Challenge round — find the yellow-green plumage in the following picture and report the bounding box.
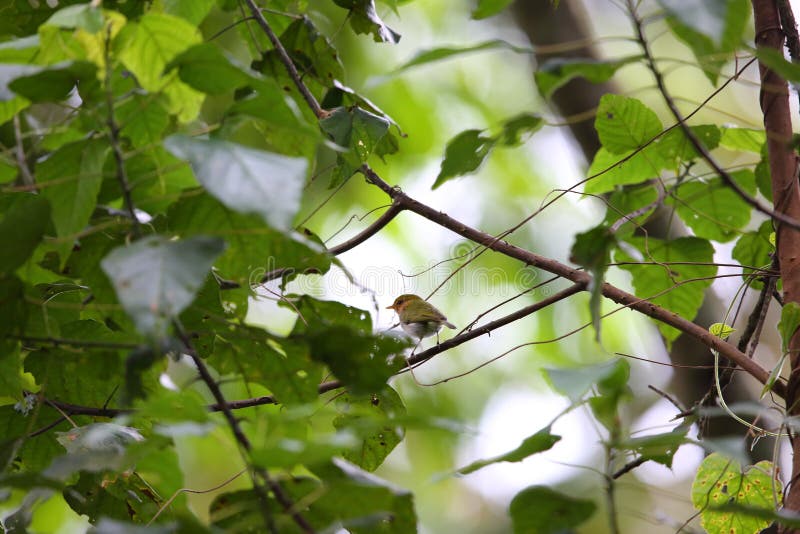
[386,294,455,341]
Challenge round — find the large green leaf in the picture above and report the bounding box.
[659,0,749,84]
[615,237,716,343]
[210,329,323,405]
[168,192,330,288]
[691,453,779,534]
[333,386,407,472]
[544,359,627,403]
[291,296,407,393]
[669,169,755,243]
[510,486,596,534]
[166,42,255,95]
[0,194,50,274]
[37,139,109,265]
[101,235,225,338]
[586,125,720,194]
[116,93,171,148]
[595,94,663,154]
[162,0,215,25]
[535,56,638,99]
[7,60,96,102]
[164,135,307,230]
[211,461,416,533]
[115,12,204,122]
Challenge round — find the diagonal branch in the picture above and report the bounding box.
[360,165,785,398]
[104,23,139,236]
[173,321,314,534]
[242,0,326,119]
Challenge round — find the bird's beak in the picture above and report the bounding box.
[386,304,396,310]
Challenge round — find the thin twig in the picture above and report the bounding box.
[242,0,326,119]
[173,321,314,534]
[12,114,35,187]
[257,201,404,284]
[103,22,139,236]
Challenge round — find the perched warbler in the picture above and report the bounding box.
[386,294,456,342]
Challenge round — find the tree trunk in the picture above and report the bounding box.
[752,0,800,526]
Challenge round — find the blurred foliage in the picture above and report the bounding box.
[0,0,789,533]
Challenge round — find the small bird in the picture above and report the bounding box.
[386,294,455,343]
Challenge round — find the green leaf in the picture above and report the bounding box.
[498,113,544,146]
[595,94,663,154]
[210,331,323,405]
[116,93,171,148]
[256,17,343,93]
[37,139,109,265]
[115,13,204,122]
[333,0,401,43]
[0,194,50,274]
[587,359,631,430]
[602,185,659,237]
[620,423,690,467]
[25,320,130,406]
[333,387,406,472]
[757,47,800,82]
[0,35,40,63]
[319,106,390,167]
[45,4,103,32]
[472,0,514,20]
[586,146,661,194]
[732,220,773,287]
[779,302,800,354]
[709,323,735,339]
[101,235,226,338]
[125,146,197,215]
[719,126,765,153]
[691,453,780,534]
[5,61,95,102]
[162,0,215,25]
[166,42,255,95]
[458,426,561,474]
[212,460,416,533]
[169,192,330,288]
[291,296,407,393]
[660,0,749,84]
[509,486,596,534]
[394,39,532,73]
[535,56,638,99]
[433,129,496,189]
[570,225,616,340]
[544,359,626,403]
[615,237,716,343]
[669,169,756,243]
[163,135,307,230]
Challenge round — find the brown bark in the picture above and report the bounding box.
[752,0,800,524]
